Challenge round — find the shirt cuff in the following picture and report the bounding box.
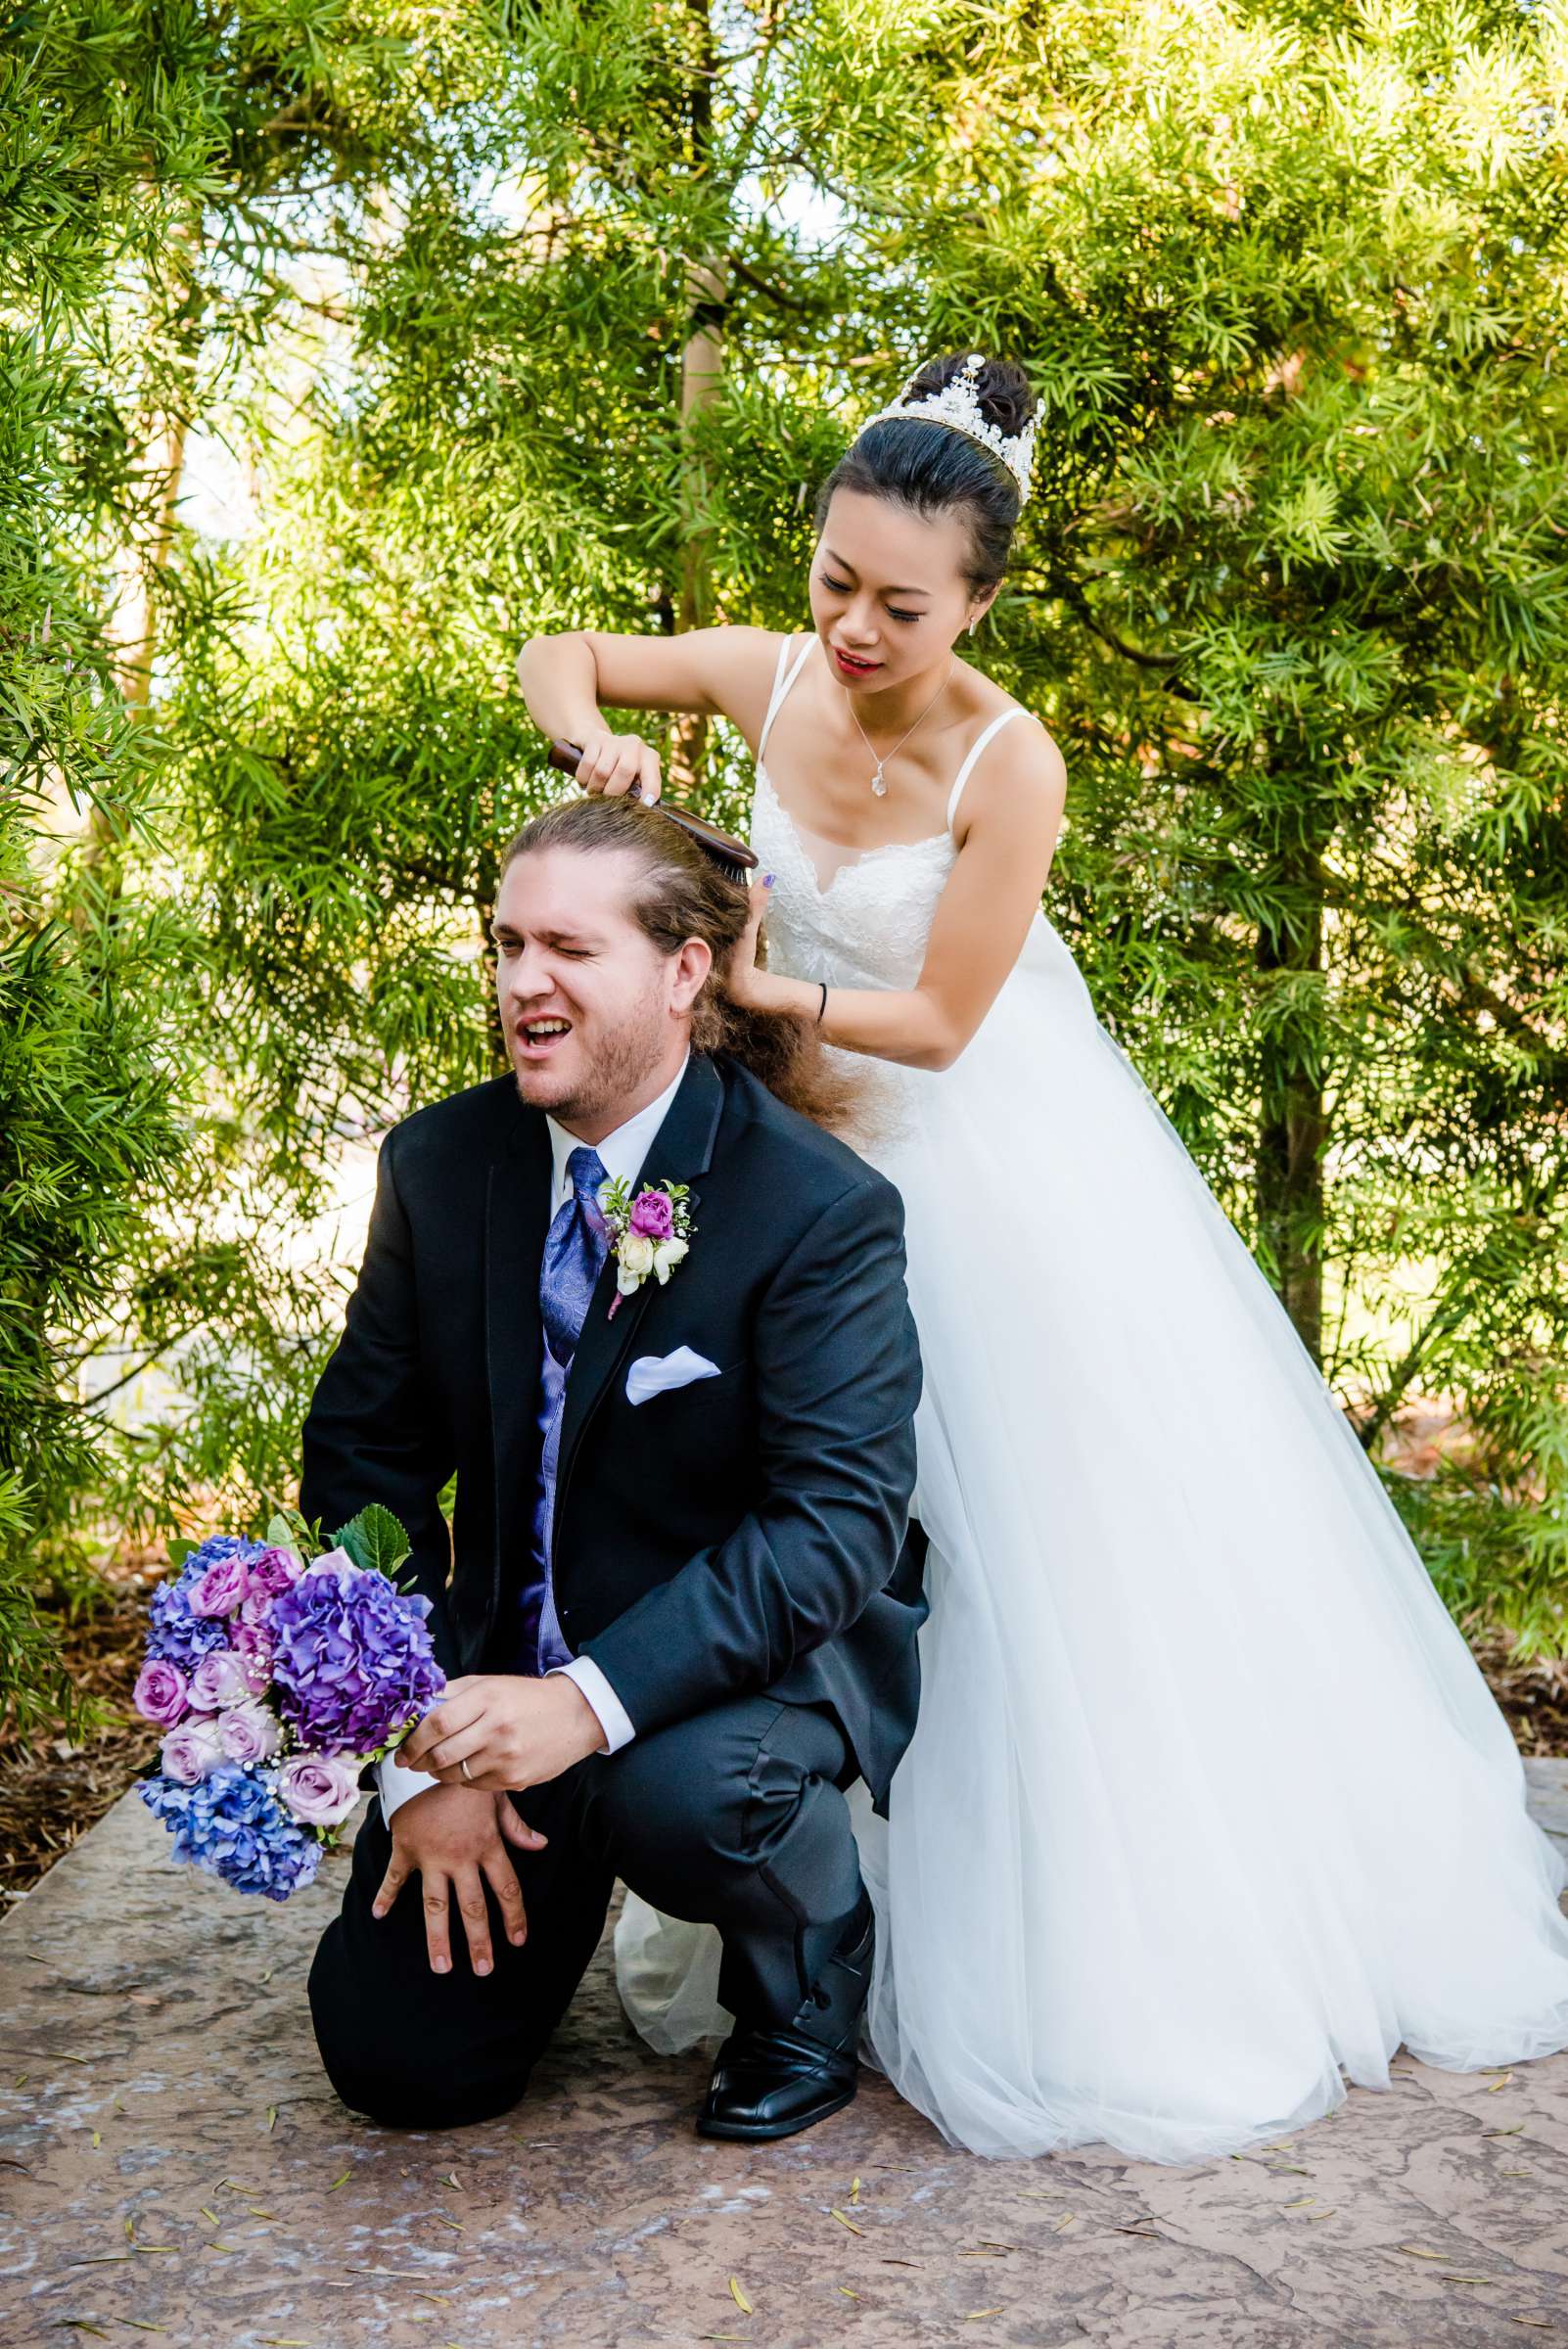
[552,1656,636,1754]
[377,1746,437,1823]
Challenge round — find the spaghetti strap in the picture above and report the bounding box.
[767,629,792,704]
[757,633,816,767]
[945,706,1030,836]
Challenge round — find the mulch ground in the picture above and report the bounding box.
[0,1552,163,1909]
[4,1554,1568,1909]
[1470,1631,1568,1757]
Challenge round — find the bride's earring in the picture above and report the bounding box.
[967,615,980,635]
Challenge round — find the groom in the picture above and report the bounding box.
[302,796,926,2140]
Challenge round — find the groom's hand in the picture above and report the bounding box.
[371,1784,546,1976]
[398,1673,607,1793]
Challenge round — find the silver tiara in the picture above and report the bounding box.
[859,352,1036,508]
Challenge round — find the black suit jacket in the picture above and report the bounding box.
[300,1052,927,1807]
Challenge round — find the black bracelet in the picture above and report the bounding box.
[816,982,828,1024]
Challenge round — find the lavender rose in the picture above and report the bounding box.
[301,1544,355,1585]
[189,1648,254,1711]
[628,1187,674,1241]
[216,1698,282,1766]
[133,1659,190,1729]
[278,1752,361,1829]
[189,1553,250,1618]
[248,1544,303,1599]
[161,1714,227,1785]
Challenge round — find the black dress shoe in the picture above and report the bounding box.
[697,1892,875,2142]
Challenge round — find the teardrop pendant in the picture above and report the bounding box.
[844,653,955,807]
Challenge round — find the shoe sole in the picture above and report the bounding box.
[695,2082,858,2143]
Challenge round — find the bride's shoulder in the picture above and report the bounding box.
[694,625,793,670]
[951,690,1068,850]
[689,624,797,737]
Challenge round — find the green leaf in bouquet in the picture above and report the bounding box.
[332,1502,411,1581]
[263,1507,315,1564]
[364,1713,423,1767]
[168,1539,197,1567]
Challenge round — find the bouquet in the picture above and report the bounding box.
[133,1504,443,1901]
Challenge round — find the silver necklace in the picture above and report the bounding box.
[845,656,955,798]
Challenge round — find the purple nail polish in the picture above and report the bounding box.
[763,873,776,887]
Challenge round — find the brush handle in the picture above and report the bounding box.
[545,740,759,874]
[547,739,640,792]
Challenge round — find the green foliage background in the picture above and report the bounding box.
[5,0,1567,1725]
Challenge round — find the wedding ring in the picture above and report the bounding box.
[459,1757,473,1784]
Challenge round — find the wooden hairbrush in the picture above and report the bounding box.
[546,740,759,884]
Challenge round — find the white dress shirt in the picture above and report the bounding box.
[377,1054,690,1822]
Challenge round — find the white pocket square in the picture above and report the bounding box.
[625,1347,722,1406]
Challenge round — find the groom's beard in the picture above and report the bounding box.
[510,974,669,1133]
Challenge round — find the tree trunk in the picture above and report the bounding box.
[104,405,189,722]
[666,0,726,800]
[1255,837,1327,1363]
[477,880,507,1074]
[85,217,200,898]
[676,252,727,643]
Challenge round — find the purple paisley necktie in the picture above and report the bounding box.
[541,1145,611,1368]
[520,1144,610,1673]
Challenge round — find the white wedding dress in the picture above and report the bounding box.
[614,632,1568,2163]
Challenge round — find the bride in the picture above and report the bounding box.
[513,350,1568,2163]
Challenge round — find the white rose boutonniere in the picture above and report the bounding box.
[599,1179,696,1317]
[652,1236,688,1285]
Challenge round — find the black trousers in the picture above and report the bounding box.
[307,1694,861,2130]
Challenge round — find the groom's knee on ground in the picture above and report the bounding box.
[305,1912,536,2131]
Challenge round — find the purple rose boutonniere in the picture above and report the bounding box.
[599,1176,695,1318]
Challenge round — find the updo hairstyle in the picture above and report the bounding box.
[812,352,1038,595]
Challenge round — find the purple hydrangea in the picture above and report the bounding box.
[266,1561,443,1757]
[145,1538,269,1675]
[184,1535,269,1578]
[139,1764,321,1901]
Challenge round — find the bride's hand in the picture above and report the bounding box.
[726,876,772,1008]
[570,728,663,804]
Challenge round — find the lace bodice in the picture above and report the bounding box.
[750,766,956,992]
[746,635,1031,994]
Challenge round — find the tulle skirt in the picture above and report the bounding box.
[615,913,1568,2162]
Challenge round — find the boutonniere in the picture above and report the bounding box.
[599,1178,695,1318]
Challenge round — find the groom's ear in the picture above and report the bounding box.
[669,936,712,1016]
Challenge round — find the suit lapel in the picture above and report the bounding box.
[557,1052,725,1503]
[484,1100,553,1647]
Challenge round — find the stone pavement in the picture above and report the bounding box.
[6,1772,1568,2349]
